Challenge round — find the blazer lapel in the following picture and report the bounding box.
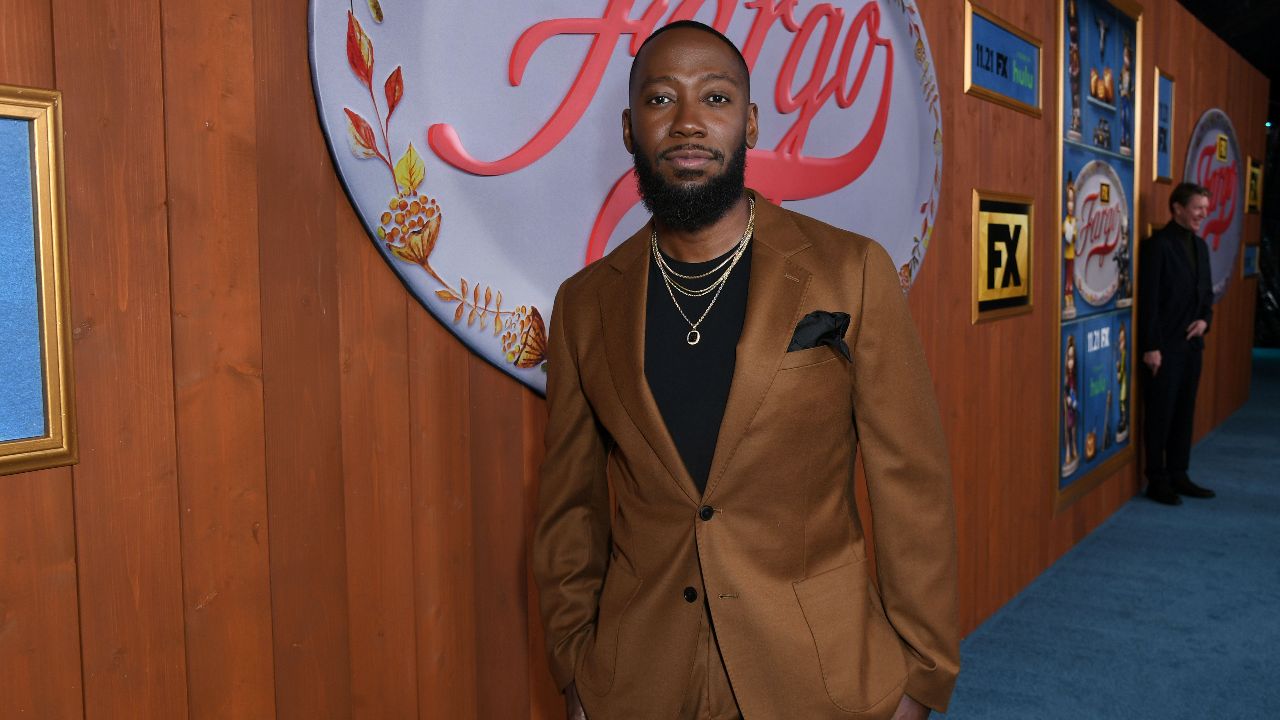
[703,195,812,501]
[598,230,700,504]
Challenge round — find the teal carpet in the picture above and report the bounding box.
[940,349,1280,719]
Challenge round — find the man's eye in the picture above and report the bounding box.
[707,94,730,104]
[648,96,672,105]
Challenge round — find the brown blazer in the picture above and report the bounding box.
[533,193,959,719]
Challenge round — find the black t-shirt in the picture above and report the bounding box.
[644,239,752,495]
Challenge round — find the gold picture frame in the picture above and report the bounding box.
[972,189,1034,323]
[0,84,76,476]
[964,1,1044,117]
[1053,0,1143,513]
[1246,155,1263,214]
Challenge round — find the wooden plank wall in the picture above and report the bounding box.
[0,0,1265,717]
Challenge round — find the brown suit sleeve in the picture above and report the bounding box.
[532,286,612,689]
[849,242,960,712]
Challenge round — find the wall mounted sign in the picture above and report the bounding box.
[310,0,943,394]
[1056,0,1139,506]
[972,190,1033,322]
[1246,155,1262,214]
[0,85,76,477]
[1241,244,1259,279]
[1183,108,1243,302]
[1153,68,1173,182]
[964,1,1041,117]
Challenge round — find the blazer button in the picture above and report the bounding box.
[699,505,715,521]
[683,586,698,603]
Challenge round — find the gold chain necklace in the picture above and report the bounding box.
[650,196,755,346]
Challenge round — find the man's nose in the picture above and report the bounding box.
[670,101,706,138]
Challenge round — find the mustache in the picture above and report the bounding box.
[660,144,725,162]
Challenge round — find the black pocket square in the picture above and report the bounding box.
[788,310,851,361]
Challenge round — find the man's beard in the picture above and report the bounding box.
[632,139,748,232]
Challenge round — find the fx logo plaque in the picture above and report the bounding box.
[973,190,1033,322]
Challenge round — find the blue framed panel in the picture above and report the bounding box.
[1056,0,1141,508]
[1154,68,1174,182]
[0,85,76,477]
[964,1,1042,117]
[1242,244,1259,278]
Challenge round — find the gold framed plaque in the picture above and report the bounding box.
[972,189,1034,323]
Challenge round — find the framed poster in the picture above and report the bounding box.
[1246,156,1263,214]
[972,190,1033,322]
[1242,244,1259,278]
[1153,68,1173,182]
[0,85,76,476]
[1056,0,1139,508]
[964,1,1042,117]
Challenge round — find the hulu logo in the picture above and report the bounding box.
[1012,62,1033,90]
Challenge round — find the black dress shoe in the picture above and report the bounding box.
[1172,477,1216,498]
[1145,483,1183,505]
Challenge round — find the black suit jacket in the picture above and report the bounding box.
[1137,221,1213,355]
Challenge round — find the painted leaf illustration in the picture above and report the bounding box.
[384,66,404,119]
[435,289,455,301]
[346,11,374,88]
[344,108,381,159]
[366,0,384,22]
[394,143,426,194]
[453,303,465,323]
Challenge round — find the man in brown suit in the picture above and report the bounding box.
[533,22,959,720]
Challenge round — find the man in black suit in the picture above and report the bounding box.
[1137,182,1216,505]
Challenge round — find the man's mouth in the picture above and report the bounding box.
[662,145,721,171]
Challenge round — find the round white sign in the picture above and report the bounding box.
[1182,108,1243,302]
[309,1,943,393]
[1072,159,1128,307]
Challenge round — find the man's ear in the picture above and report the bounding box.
[746,102,759,150]
[622,108,634,154]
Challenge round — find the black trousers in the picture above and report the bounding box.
[1142,349,1202,484]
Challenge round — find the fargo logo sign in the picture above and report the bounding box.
[1183,108,1242,302]
[1072,160,1128,308]
[310,0,942,393]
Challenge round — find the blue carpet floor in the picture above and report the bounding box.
[940,349,1280,719]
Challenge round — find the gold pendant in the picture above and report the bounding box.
[686,330,701,346]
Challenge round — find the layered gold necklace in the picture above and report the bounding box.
[650,196,755,346]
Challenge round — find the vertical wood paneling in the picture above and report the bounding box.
[522,392,562,720]
[159,0,277,715]
[252,0,351,715]
[52,0,191,715]
[0,2,84,717]
[468,357,532,718]
[336,197,418,719]
[409,315,478,719]
[0,473,82,718]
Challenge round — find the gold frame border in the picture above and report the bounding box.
[1245,155,1263,214]
[1053,1,1142,514]
[0,84,77,477]
[971,189,1035,324]
[1153,67,1174,183]
[964,0,1044,118]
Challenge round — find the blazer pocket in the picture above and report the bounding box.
[793,560,908,714]
[578,561,643,697]
[778,344,839,370]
